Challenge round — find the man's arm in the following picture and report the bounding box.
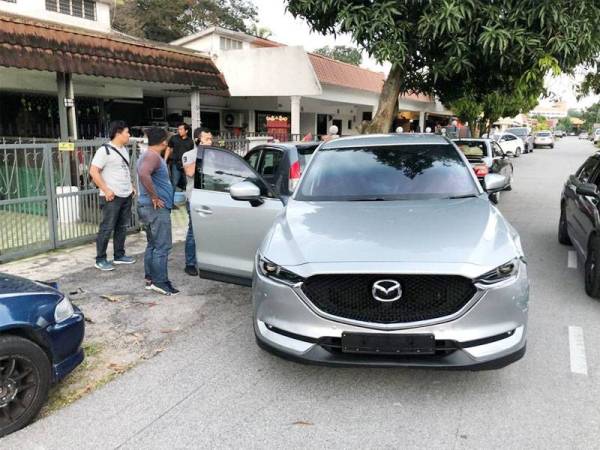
[184,162,195,177]
[164,146,172,162]
[90,165,115,201]
[137,154,164,209]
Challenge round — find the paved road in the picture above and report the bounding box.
[6,137,600,449]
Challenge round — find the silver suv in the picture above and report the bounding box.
[190,134,529,369]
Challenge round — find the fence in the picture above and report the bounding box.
[0,140,140,263]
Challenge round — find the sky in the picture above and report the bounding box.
[252,0,597,109]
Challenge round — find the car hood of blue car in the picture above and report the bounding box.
[0,273,58,296]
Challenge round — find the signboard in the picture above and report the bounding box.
[58,142,75,152]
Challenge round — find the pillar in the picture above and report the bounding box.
[56,72,69,140]
[291,95,301,136]
[248,109,256,134]
[419,110,426,133]
[191,90,201,131]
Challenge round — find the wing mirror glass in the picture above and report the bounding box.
[230,181,263,205]
[484,173,508,193]
[576,183,599,198]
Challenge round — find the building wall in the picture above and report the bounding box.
[0,0,113,32]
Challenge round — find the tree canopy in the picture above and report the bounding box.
[286,0,600,133]
[113,0,258,42]
[314,45,362,66]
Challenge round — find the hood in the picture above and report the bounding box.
[263,197,519,271]
[0,273,58,296]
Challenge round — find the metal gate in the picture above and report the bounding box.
[0,140,140,263]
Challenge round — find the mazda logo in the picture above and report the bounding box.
[372,279,402,302]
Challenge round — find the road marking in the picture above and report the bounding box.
[568,251,578,269]
[568,326,588,375]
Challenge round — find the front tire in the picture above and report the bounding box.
[558,206,571,245]
[0,336,51,437]
[489,192,500,204]
[514,148,521,158]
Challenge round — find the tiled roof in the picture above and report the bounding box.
[308,53,385,94]
[0,13,229,94]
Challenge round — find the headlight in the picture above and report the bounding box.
[257,254,304,286]
[54,295,75,323]
[475,258,521,287]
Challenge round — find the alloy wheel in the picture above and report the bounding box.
[0,355,38,429]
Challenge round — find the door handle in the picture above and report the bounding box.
[195,207,213,215]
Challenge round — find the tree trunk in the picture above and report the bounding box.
[365,64,403,134]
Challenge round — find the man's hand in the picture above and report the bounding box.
[105,189,115,201]
[152,197,165,209]
[131,186,137,198]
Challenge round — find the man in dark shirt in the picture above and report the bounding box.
[137,127,178,296]
[164,123,194,206]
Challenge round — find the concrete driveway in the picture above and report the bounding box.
[4,137,600,449]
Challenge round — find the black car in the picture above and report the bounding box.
[559,153,600,297]
[454,138,513,204]
[243,142,319,199]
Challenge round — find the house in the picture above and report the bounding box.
[170,27,452,137]
[0,1,228,140]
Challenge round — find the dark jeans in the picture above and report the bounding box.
[185,202,197,267]
[138,205,172,284]
[96,195,132,262]
[170,163,184,202]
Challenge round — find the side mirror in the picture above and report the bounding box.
[230,181,263,205]
[576,183,599,198]
[484,173,508,193]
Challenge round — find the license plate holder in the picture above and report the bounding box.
[341,332,436,355]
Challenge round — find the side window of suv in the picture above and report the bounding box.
[259,149,283,183]
[244,149,262,171]
[577,157,600,183]
[197,148,269,195]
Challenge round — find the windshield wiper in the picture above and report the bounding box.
[346,197,388,202]
[445,194,478,199]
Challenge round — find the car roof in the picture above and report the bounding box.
[320,133,449,149]
[453,138,490,142]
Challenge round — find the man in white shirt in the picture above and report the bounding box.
[90,121,136,271]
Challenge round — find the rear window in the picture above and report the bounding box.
[297,144,318,169]
[455,141,487,159]
[296,144,478,201]
[507,128,527,136]
[537,132,551,137]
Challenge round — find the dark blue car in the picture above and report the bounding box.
[0,273,84,436]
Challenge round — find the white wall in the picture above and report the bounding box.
[0,0,113,32]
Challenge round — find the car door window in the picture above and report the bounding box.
[492,142,504,157]
[258,149,283,185]
[198,148,270,196]
[577,158,600,184]
[244,149,262,171]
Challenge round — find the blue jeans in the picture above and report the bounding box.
[185,202,197,267]
[170,163,184,202]
[96,195,132,262]
[138,205,172,284]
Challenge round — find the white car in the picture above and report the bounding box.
[533,131,555,149]
[593,129,600,144]
[494,132,525,157]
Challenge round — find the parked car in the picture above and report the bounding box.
[569,132,576,136]
[553,130,565,138]
[190,134,527,369]
[505,127,534,153]
[594,129,600,144]
[243,142,319,199]
[454,138,514,204]
[579,132,589,140]
[494,132,525,157]
[558,153,600,297]
[0,273,84,436]
[533,131,554,148]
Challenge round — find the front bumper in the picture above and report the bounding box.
[253,264,529,370]
[46,309,85,382]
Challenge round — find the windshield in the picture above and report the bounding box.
[455,141,487,160]
[507,128,527,136]
[296,144,479,201]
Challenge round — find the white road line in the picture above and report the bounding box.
[568,251,578,269]
[568,326,588,375]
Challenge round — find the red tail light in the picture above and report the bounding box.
[289,160,302,192]
[474,165,489,177]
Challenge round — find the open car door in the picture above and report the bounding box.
[190,147,284,286]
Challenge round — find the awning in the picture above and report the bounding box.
[0,13,229,95]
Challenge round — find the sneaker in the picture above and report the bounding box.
[114,256,136,265]
[165,281,180,296]
[184,265,198,276]
[95,260,115,271]
[149,282,171,296]
[145,279,152,290]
